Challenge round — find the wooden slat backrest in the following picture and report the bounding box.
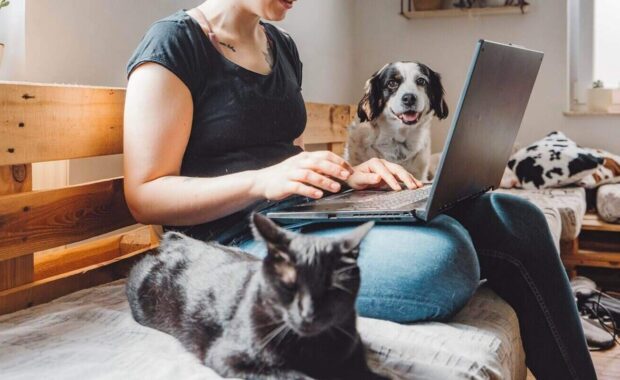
[0,82,125,166]
[0,82,353,166]
[0,177,134,261]
[0,81,356,315]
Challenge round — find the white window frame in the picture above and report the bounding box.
[568,0,595,108]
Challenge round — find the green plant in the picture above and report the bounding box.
[0,0,9,10]
[593,80,604,89]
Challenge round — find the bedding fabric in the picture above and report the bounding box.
[0,280,526,380]
[597,183,620,223]
[497,187,587,242]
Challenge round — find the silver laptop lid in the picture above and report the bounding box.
[423,40,543,220]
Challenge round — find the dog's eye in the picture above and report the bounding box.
[416,78,428,86]
[387,80,399,89]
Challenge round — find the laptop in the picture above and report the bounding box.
[267,40,544,223]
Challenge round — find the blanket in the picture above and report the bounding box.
[0,280,526,380]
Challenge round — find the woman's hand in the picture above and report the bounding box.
[252,151,354,201]
[346,158,423,191]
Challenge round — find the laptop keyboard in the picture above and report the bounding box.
[360,186,431,209]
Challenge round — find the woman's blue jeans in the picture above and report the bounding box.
[237,193,597,380]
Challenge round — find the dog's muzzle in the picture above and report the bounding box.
[391,108,421,125]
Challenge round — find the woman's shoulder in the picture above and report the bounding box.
[127,10,205,93]
[261,23,300,57]
[137,10,199,50]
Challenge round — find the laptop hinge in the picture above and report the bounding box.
[438,186,493,213]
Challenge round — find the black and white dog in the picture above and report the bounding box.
[345,62,449,181]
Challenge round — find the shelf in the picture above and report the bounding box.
[402,5,528,19]
[563,110,620,117]
[582,213,620,233]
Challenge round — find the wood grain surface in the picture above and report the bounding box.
[0,177,135,261]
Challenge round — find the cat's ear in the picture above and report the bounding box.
[251,213,292,247]
[339,221,374,258]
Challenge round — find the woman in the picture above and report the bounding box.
[123,1,596,379]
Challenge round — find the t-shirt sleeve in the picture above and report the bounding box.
[126,20,199,94]
[289,37,303,88]
[272,25,303,88]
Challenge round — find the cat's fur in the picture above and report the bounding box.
[126,214,387,380]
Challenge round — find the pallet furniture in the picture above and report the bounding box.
[562,212,620,278]
[0,81,355,316]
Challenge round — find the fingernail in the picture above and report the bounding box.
[331,183,340,190]
[314,191,322,197]
[340,170,349,178]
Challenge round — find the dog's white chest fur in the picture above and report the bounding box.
[346,114,433,181]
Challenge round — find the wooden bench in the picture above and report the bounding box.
[0,81,355,316]
[562,212,620,278]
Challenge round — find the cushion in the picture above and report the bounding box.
[506,132,603,189]
[597,184,620,223]
[0,280,526,380]
[579,149,620,189]
[497,187,587,241]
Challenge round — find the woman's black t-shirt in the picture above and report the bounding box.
[127,10,306,243]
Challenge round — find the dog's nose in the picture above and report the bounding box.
[401,93,417,107]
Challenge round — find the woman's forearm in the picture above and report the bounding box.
[126,170,264,226]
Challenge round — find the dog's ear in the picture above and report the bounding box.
[357,68,387,122]
[425,66,449,120]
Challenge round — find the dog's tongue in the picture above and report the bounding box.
[401,112,419,123]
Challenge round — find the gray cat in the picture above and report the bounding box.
[126,213,388,380]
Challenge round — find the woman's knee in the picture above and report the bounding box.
[480,193,558,256]
[350,218,480,322]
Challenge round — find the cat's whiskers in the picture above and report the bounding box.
[258,323,288,351]
[253,319,285,330]
[333,325,357,343]
[331,281,353,295]
[334,272,359,282]
[272,325,293,350]
[334,264,358,275]
[340,256,357,265]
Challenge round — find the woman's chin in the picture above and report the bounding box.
[262,10,288,21]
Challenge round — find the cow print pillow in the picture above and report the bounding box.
[507,131,603,189]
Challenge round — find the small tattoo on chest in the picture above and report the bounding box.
[219,41,236,52]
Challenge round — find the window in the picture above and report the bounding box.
[568,0,620,111]
[593,0,620,88]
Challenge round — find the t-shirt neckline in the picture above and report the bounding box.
[181,9,278,78]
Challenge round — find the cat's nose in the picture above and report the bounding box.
[301,313,315,324]
[298,294,315,321]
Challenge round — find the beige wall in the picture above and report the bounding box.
[352,0,620,153]
[0,0,26,80]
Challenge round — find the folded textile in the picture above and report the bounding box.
[596,183,620,223]
[502,131,620,190]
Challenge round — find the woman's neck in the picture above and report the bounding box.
[197,0,261,41]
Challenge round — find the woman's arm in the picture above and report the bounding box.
[124,63,354,226]
[124,63,266,226]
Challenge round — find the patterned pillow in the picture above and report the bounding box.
[507,132,603,189]
[578,148,620,189]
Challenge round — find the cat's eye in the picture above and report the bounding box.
[387,80,399,89]
[416,77,427,86]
